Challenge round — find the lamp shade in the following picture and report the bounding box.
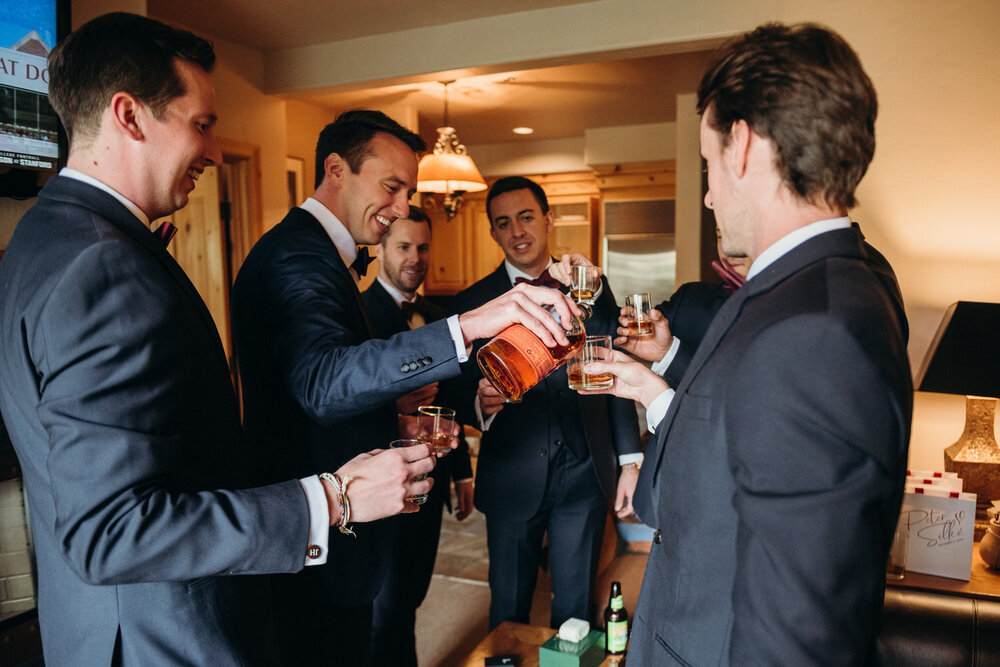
[916,301,1000,398]
[417,152,487,194]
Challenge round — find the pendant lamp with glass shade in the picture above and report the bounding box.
[417,81,487,220]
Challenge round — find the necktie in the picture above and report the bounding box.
[153,221,177,247]
[711,258,747,294]
[351,247,375,278]
[513,268,561,290]
[401,296,431,322]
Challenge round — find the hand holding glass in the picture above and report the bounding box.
[568,335,615,390]
[417,405,457,454]
[624,292,653,337]
[389,438,431,505]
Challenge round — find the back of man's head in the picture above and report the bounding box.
[486,176,549,224]
[48,12,215,145]
[697,22,877,211]
[314,109,426,188]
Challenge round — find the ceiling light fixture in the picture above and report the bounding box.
[417,80,487,220]
[512,127,534,135]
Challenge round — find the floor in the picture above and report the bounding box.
[414,506,556,666]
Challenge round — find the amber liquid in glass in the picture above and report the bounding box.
[570,288,594,302]
[567,364,614,390]
[419,432,452,454]
[626,319,653,336]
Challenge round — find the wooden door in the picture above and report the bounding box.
[163,166,232,359]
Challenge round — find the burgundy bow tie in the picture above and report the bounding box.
[401,296,431,321]
[514,268,561,290]
[351,247,375,278]
[152,221,177,248]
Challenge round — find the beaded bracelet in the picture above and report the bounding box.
[319,472,356,537]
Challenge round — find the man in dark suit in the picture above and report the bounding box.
[231,112,581,664]
[0,14,434,666]
[583,23,912,664]
[451,176,643,630]
[363,205,475,666]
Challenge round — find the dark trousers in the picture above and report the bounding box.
[369,469,448,666]
[485,450,606,630]
[272,589,373,665]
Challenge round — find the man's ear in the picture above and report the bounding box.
[323,152,346,185]
[728,119,752,178]
[543,209,555,234]
[109,92,144,140]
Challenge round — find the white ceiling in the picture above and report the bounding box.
[146,0,718,146]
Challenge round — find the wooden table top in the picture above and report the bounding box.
[460,621,625,667]
[887,541,1000,601]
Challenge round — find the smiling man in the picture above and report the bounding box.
[231,112,583,665]
[450,176,643,631]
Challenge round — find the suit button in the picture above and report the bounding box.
[400,363,409,372]
[653,529,662,544]
[306,544,322,559]
[408,362,419,371]
[539,449,546,456]
[421,356,432,365]
[554,439,563,447]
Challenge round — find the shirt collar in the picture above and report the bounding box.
[746,216,851,281]
[376,276,416,308]
[503,258,553,286]
[60,167,151,229]
[300,197,358,269]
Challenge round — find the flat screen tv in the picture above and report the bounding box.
[0,0,70,199]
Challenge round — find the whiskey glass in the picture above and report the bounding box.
[416,405,456,455]
[389,438,430,505]
[624,292,653,337]
[567,335,615,390]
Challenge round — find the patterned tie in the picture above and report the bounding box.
[513,268,561,289]
[401,296,431,322]
[153,221,177,248]
[351,247,375,278]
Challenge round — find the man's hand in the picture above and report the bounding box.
[458,283,580,349]
[477,378,507,416]
[324,445,436,523]
[395,382,438,415]
[454,479,474,521]
[613,307,674,363]
[614,464,640,518]
[575,348,669,408]
[548,253,603,286]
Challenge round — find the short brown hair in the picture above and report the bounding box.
[48,12,215,143]
[697,23,877,211]
[314,110,426,189]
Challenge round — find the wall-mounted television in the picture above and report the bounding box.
[0,0,70,199]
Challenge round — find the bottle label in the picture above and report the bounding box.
[611,594,623,610]
[493,324,554,378]
[607,620,628,653]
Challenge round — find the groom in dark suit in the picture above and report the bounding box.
[451,176,643,630]
[231,111,582,664]
[363,206,475,666]
[583,23,912,665]
[0,14,434,666]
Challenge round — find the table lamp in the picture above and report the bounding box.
[915,301,1000,536]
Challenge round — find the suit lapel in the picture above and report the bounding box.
[47,177,230,370]
[646,227,866,484]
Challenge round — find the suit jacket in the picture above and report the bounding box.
[629,227,912,665]
[361,280,474,497]
[0,176,307,666]
[231,207,462,606]
[450,263,641,521]
[655,281,731,388]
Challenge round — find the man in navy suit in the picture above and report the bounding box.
[231,112,581,664]
[0,14,434,666]
[363,205,475,666]
[583,23,911,665]
[451,176,643,630]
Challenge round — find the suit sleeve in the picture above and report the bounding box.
[725,314,907,663]
[259,251,462,424]
[35,243,307,585]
